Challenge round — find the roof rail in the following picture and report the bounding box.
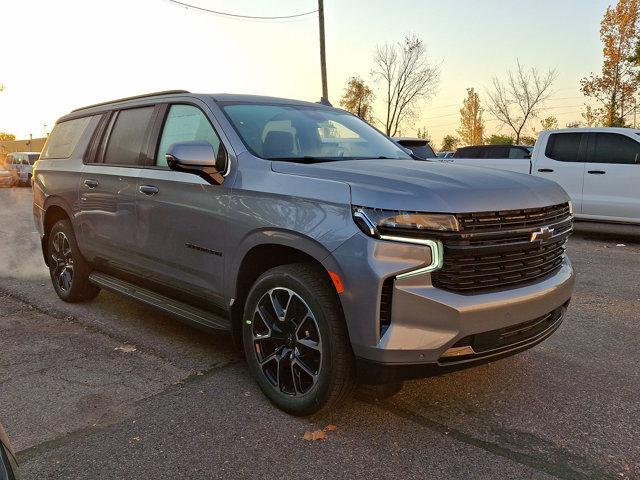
[72,90,191,112]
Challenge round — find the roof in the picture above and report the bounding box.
[62,91,334,122]
[458,144,531,148]
[392,137,431,144]
[544,127,640,135]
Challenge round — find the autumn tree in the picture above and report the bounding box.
[0,132,15,141]
[371,34,440,136]
[581,0,639,126]
[486,134,515,145]
[440,135,459,151]
[539,115,558,131]
[486,61,557,144]
[566,121,584,128]
[582,105,601,127]
[457,88,484,145]
[339,76,375,123]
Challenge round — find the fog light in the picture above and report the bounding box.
[441,345,476,358]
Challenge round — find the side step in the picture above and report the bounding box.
[89,272,231,331]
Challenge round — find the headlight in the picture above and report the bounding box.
[352,207,449,277]
[352,207,459,237]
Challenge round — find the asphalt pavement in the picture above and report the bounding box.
[0,187,639,479]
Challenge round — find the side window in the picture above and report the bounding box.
[41,116,93,159]
[483,146,509,158]
[545,133,583,162]
[509,147,529,159]
[590,133,640,165]
[156,105,223,167]
[103,107,155,166]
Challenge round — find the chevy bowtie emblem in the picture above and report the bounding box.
[530,226,554,242]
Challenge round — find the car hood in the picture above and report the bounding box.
[271,159,569,213]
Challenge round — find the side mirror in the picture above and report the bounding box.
[165,141,228,185]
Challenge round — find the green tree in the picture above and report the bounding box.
[581,0,639,126]
[0,132,15,141]
[519,135,536,146]
[486,134,514,145]
[457,88,485,145]
[441,135,459,151]
[339,76,375,123]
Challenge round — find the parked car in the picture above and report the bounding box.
[7,152,39,186]
[442,129,639,225]
[436,151,455,159]
[0,167,15,188]
[450,144,533,163]
[34,91,574,415]
[0,423,18,480]
[392,137,436,160]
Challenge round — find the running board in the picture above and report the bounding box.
[89,272,231,331]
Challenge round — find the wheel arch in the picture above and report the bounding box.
[41,198,74,266]
[227,231,347,348]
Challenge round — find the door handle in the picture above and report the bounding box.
[139,185,159,196]
[587,170,606,175]
[83,179,99,189]
[537,168,554,173]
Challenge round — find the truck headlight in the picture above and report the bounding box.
[352,207,450,277]
[352,207,459,237]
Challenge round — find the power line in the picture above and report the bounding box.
[163,0,317,20]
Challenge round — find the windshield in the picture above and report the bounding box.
[222,103,411,162]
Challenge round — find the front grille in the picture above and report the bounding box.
[439,306,565,363]
[431,203,572,294]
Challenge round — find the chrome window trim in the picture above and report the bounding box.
[379,235,444,278]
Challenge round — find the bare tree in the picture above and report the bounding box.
[371,34,440,136]
[485,61,557,143]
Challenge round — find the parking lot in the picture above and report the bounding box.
[0,186,639,479]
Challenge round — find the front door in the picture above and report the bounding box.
[534,132,587,213]
[134,103,231,305]
[581,132,640,224]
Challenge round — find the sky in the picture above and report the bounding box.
[1,0,613,147]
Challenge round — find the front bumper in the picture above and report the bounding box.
[328,232,575,383]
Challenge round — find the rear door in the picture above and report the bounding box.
[78,106,156,268]
[533,132,587,213]
[134,101,233,304]
[581,132,640,224]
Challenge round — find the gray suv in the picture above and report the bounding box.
[33,91,575,415]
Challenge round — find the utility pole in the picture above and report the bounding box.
[318,0,328,103]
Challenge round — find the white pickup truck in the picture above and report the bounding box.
[442,128,640,225]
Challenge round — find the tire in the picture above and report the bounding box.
[242,263,354,416]
[47,219,100,302]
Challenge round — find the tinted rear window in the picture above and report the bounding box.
[103,107,154,166]
[590,133,640,165]
[545,133,583,162]
[454,147,481,158]
[41,116,93,159]
[28,154,39,164]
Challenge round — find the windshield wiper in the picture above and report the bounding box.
[268,156,341,164]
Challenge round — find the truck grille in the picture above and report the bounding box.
[431,203,572,294]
